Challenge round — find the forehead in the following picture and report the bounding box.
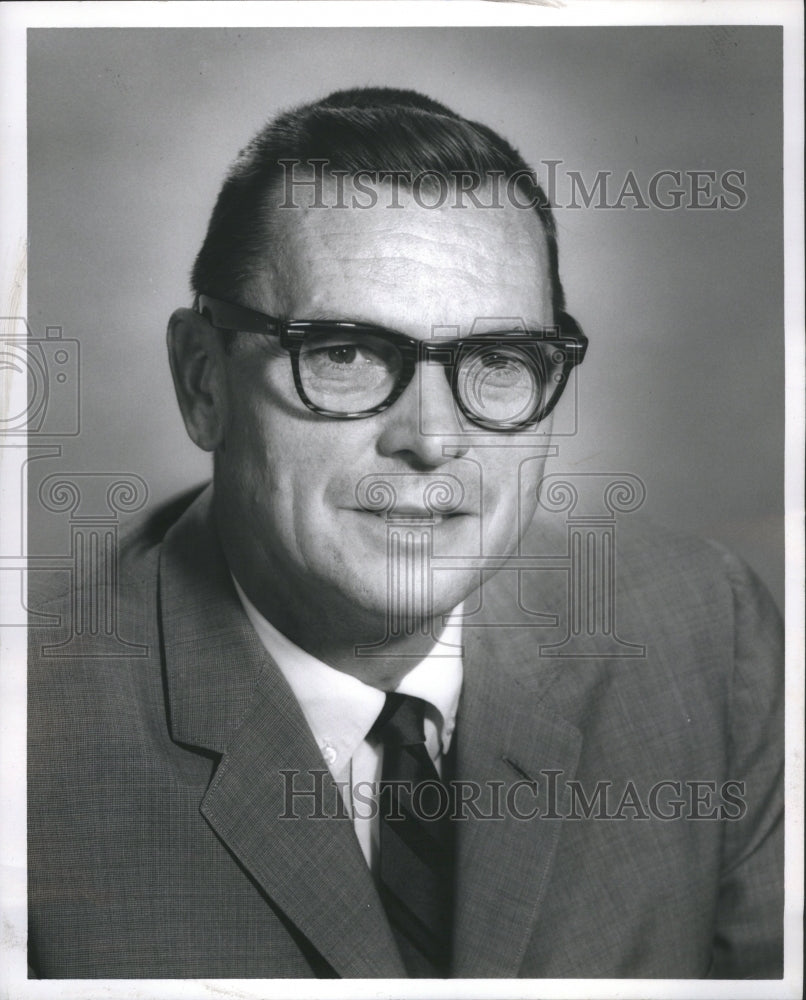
[260,177,552,335]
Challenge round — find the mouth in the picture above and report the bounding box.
[351,473,470,522]
[352,507,471,525]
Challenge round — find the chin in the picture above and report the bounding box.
[328,563,472,628]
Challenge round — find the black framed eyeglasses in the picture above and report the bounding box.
[195,294,587,432]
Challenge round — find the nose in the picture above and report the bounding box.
[376,360,469,467]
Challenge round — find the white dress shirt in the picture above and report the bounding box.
[231,576,463,872]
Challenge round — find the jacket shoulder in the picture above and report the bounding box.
[609,516,780,625]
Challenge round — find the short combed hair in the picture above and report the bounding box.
[191,86,565,313]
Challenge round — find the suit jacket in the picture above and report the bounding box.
[28,485,784,978]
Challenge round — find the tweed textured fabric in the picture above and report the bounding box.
[27,486,784,978]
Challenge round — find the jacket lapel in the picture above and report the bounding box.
[159,489,585,978]
[451,572,583,977]
[159,488,405,978]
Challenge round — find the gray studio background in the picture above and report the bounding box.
[26,27,784,608]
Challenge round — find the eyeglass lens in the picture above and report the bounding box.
[455,344,545,426]
[299,330,403,410]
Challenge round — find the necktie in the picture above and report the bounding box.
[370,692,453,977]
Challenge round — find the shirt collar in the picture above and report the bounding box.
[231,576,463,766]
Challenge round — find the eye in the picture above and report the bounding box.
[475,350,529,385]
[455,343,546,427]
[302,332,401,376]
[326,345,359,365]
[307,341,387,371]
[481,352,517,368]
[299,332,402,406]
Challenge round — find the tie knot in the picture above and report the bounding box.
[371,692,428,747]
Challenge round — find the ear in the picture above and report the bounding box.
[167,307,228,452]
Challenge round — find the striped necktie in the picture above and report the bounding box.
[371,692,453,977]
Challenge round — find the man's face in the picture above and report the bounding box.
[212,180,554,650]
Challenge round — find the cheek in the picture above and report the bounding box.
[518,453,547,516]
[223,389,373,522]
[222,399,276,495]
[217,397,301,547]
[483,450,547,536]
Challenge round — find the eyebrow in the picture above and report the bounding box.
[296,309,374,324]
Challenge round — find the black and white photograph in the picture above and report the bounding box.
[1,1,803,997]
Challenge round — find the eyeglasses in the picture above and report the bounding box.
[195,294,587,432]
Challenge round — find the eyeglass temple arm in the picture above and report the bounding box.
[556,311,588,363]
[194,294,282,336]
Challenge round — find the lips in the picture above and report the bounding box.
[386,504,468,517]
[356,506,468,519]
[352,472,470,518]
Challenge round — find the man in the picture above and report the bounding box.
[28,88,783,979]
